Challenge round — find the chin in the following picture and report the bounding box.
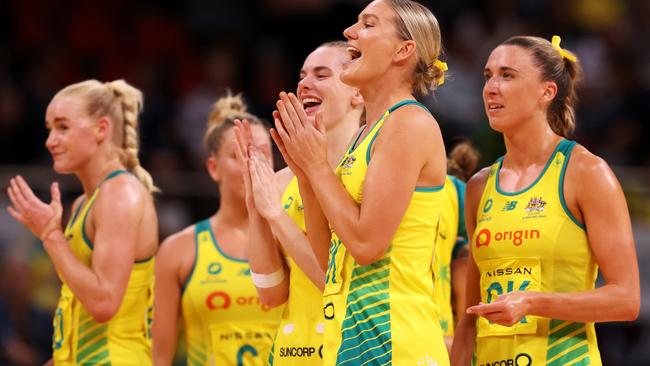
[340,68,361,88]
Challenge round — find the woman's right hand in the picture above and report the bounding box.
[248,145,283,221]
[7,176,63,241]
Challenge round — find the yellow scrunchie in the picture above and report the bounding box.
[551,35,577,62]
[431,59,448,85]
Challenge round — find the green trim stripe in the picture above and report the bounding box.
[568,357,591,366]
[549,322,585,345]
[80,349,109,365]
[548,344,590,366]
[336,259,392,365]
[77,336,108,364]
[78,325,108,347]
[77,316,95,335]
[547,332,587,359]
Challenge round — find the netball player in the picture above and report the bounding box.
[233,41,364,365]
[152,94,283,366]
[271,0,451,364]
[451,35,640,366]
[7,79,158,365]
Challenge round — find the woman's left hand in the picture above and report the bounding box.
[466,291,532,326]
[7,176,63,241]
[274,92,328,177]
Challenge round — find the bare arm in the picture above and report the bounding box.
[271,125,331,271]
[8,175,145,322]
[467,148,640,324]
[450,169,489,366]
[275,93,444,265]
[152,230,191,365]
[233,121,289,308]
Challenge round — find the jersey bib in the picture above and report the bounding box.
[269,177,325,365]
[181,219,283,366]
[322,100,449,366]
[472,140,601,366]
[52,170,154,365]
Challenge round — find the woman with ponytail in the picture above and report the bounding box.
[7,79,158,365]
[152,93,283,366]
[433,140,479,353]
[451,36,640,365]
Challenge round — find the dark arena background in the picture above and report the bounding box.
[0,0,648,365]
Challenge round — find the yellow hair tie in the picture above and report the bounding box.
[432,59,448,85]
[551,35,577,63]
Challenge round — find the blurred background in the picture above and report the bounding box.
[0,0,648,364]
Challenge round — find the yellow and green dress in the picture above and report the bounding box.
[432,175,467,336]
[322,100,449,366]
[472,139,602,366]
[52,170,154,365]
[268,177,325,365]
[181,219,283,366]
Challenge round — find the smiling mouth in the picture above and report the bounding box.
[347,46,361,61]
[488,104,504,110]
[302,98,323,110]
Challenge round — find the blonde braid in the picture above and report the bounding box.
[106,80,159,192]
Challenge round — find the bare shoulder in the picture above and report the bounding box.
[386,104,440,134]
[466,167,492,202]
[274,166,295,192]
[566,144,615,179]
[95,173,148,212]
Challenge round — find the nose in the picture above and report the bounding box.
[45,130,57,150]
[343,22,357,41]
[483,76,499,96]
[297,74,313,95]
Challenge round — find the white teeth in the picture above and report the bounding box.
[302,97,321,104]
[347,46,361,59]
[489,104,503,110]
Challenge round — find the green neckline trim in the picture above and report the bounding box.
[495,139,566,196]
[415,184,444,192]
[206,219,247,263]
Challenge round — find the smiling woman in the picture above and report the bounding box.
[7,79,158,365]
[451,36,640,366]
[269,0,451,365]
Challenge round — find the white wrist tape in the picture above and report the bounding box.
[250,268,285,288]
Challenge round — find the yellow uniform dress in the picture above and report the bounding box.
[433,175,467,336]
[182,219,283,366]
[472,139,602,366]
[52,170,154,365]
[322,100,449,366]
[268,177,325,365]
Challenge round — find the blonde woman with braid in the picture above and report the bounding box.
[153,94,283,366]
[272,0,451,364]
[451,36,640,366]
[7,79,158,365]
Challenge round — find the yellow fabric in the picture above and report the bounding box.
[472,139,601,366]
[322,100,449,366]
[181,219,283,366]
[53,174,154,365]
[432,175,465,337]
[268,177,325,365]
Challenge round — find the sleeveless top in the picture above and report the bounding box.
[472,139,601,366]
[322,100,449,366]
[181,219,283,366]
[268,177,325,365]
[53,170,154,365]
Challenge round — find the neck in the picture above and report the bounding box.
[502,117,563,169]
[214,192,249,229]
[76,157,125,197]
[326,112,363,167]
[359,74,415,125]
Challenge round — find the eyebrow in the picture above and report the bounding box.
[45,116,68,127]
[359,13,379,22]
[300,66,332,78]
[485,66,519,73]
